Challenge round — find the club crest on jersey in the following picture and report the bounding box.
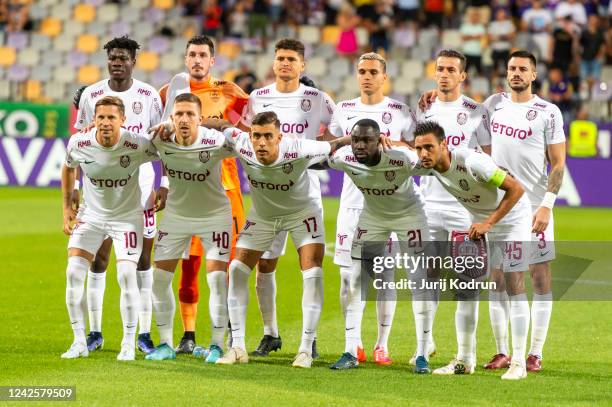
[459,179,470,191]
[132,101,143,114]
[526,110,537,121]
[282,162,293,174]
[382,112,392,124]
[301,99,312,112]
[457,112,467,125]
[199,151,210,163]
[384,170,396,181]
[120,155,130,168]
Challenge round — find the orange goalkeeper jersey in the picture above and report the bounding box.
[159,77,248,191]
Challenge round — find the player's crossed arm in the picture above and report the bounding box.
[532,141,566,233]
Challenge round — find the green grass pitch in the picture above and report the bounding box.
[0,187,611,406]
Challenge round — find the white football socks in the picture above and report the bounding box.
[339,266,351,318]
[489,290,510,355]
[152,268,175,347]
[207,270,229,348]
[345,262,365,356]
[455,300,479,365]
[66,256,89,343]
[529,292,552,358]
[227,260,251,351]
[412,290,435,358]
[116,261,140,348]
[255,270,278,337]
[375,266,396,350]
[509,293,530,366]
[137,267,153,335]
[299,267,323,355]
[87,270,106,333]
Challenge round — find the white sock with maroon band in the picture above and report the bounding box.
[529,292,553,358]
[489,290,510,355]
[345,262,365,356]
[137,267,153,334]
[207,270,229,348]
[255,270,279,337]
[299,267,324,355]
[456,300,479,366]
[116,261,140,348]
[151,268,175,347]
[375,266,396,350]
[66,256,89,343]
[509,293,530,366]
[228,260,252,351]
[87,270,106,333]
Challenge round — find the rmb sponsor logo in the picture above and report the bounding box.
[284,152,298,159]
[137,88,151,96]
[462,100,477,110]
[256,88,270,96]
[345,154,357,163]
[247,175,294,191]
[90,89,104,98]
[389,159,404,167]
[304,90,319,96]
[491,120,533,140]
[201,138,217,145]
[534,102,547,109]
[387,103,402,110]
[341,102,356,108]
[77,140,91,149]
[281,121,309,134]
[240,148,253,157]
[164,163,211,181]
[123,140,138,150]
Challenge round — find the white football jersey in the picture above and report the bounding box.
[423,148,530,224]
[75,78,163,205]
[328,97,416,209]
[65,128,158,220]
[227,129,331,218]
[328,146,425,217]
[417,95,491,210]
[152,127,234,219]
[240,83,335,203]
[484,93,565,206]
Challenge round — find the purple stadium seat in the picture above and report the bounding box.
[67,51,88,67]
[8,64,30,82]
[148,36,170,54]
[7,32,28,50]
[110,21,131,37]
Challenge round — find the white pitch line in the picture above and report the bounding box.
[552,277,612,287]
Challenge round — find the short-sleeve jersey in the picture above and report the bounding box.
[151,127,235,219]
[228,129,331,217]
[483,93,565,206]
[417,95,491,210]
[328,96,416,209]
[328,146,425,217]
[65,128,158,220]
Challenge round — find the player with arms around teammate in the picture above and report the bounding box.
[61,96,158,361]
[158,35,249,353]
[416,49,492,371]
[74,36,163,354]
[325,119,433,373]
[482,50,565,372]
[328,52,416,365]
[144,94,237,363]
[206,111,349,368]
[239,38,335,357]
[414,121,532,380]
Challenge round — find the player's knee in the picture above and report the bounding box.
[257,258,277,274]
[92,254,109,273]
[179,286,199,304]
[137,253,151,271]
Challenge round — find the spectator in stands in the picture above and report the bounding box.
[0,0,8,31]
[202,0,222,38]
[467,0,491,24]
[521,0,553,62]
[336,4,360,60]
[605,23,612,65]
[395,0,420,27]
[228,1,249,38]
[248,0,269,49]
[364,0,394,54]
[546,67,574,123]
[549,15,579,72]
[460,8,486,75]
[488,8,516,77]
[424,0,444,29]
[6,0,31,32]
[554,0,587,28]
[268,0,283,37]
[579,14,605,91]
[234,61,258,93]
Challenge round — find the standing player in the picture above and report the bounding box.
[414,121,533,380]
[158,35,248,353]
[482,51,565,372]
[416,49,491,373]
[209,112,349,367]
[144,94,236,363]
[74,36,162,354]
[239,38,335,357]
[61,96,158,360]
[328,52,415,365]
[325,119,432,373]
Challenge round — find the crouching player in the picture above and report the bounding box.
[144,93,235,362]
[325,119,433,373]
[61,96,158,360]
[414,121,532,380]
[207,111,349,368]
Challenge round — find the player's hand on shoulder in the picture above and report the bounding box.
[80,122,95,133]
[532,206,551,233]
[379,135,393,152]
[155,187,168,212]
[148,120,174,142]
[417,89,438,112]
[217,80,249,99]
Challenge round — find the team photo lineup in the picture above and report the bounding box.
[62,33,559,379]
[2,1,612,404]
